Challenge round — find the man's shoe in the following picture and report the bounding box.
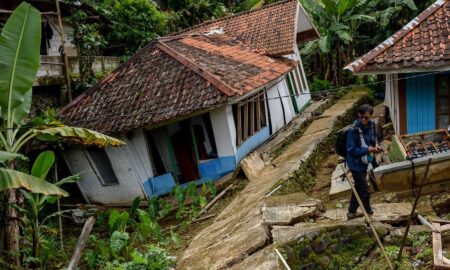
[347,212,364,220]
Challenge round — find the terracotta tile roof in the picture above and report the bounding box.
[61,2,302,134]
[162,34,296,96]
[174,0,299,56]
[61,35,295,134]
[345,0,450,74]
[61,43,228,134]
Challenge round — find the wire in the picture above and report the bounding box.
[0,70,446,132]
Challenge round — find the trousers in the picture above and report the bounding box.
[348,170,373,214]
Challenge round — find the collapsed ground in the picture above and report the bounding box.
[57,90,449,269]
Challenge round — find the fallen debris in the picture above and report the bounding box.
[322,203,413,224]
[432,220,450,269]
[262,193,325,225]
[329,163,351,199]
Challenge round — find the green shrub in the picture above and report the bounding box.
[309,78,334,93]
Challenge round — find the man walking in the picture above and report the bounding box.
[346,104,381,220]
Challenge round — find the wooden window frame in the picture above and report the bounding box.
[435,75,450,130]
[84,148,120,186]
[234,93,267,146]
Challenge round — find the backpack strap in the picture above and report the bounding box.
[370,121,376,146]
[352,125,361,147]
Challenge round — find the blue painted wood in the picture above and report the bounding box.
[405,74,436,133]
[235,127,270,162]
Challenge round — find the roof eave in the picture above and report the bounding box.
[347,65,450,75]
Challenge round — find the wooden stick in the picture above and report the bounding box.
[198,166,241,216]
[275,248,292,270]
[345,169,394,270]
[198,184,234,217]
[67,216,95,270]
[55,0,72,102]
[397,158,432,262]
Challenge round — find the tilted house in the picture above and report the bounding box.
[61,0,319,205]
[346,0,450,135]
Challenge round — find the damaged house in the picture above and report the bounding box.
[60,0,319,205]
[345,0,450,135]
[0,0,119,112]
[346,0,450,193]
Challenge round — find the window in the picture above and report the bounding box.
[436,75,450,129]
[287,66,309,97]
[85,147,119,186]
[233,93,267,146]
[145,132,167,177]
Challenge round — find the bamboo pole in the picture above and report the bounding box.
[54,164,64,250]
[55,0,72,102]
[397,158,432,261]
[345,169,394,270]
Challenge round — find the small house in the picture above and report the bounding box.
[61,0,319,205]
[0,0,120,111]
[345,0,450,135]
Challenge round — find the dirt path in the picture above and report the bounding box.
[178,92,367,270]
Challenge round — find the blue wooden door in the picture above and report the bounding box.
[405,74,436,134]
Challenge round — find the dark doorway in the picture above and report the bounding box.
[171,122,199,183]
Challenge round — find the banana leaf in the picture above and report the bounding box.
[0,168,68,196]
[32,126,125,147]
[0,2,41,124]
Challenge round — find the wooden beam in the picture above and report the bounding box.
[398,74,407,135]
[237,105,242,146]
[250,101,255,135]
[256,95,261,131]
[243,103,248,141]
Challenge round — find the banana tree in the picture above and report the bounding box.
[0,2,124,265]
[0,1,124,197]
[17,151,79,268]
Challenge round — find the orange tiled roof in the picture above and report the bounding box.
[61,1,303,134]
[174,0,299,56]
[346,0,450,74]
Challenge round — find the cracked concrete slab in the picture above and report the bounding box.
[262,193,325,225]
[228,245,280,270]
[323,203,413,224]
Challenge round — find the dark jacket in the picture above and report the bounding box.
[346,119,378,172]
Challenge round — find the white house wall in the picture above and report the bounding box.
[210,106,237,157]
[385,73,400,133]
[63,146,146,205]
[123,130,154,186]
[45,21,77,56]
[267,80,296,133]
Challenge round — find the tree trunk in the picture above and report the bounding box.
[5,189,20,267]
[5,161,20,268]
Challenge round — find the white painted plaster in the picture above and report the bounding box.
[149,127,173,174]
[64,146,145,205]
[210,106,236,157]
[124,129,154,183]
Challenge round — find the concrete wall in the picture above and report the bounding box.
[63,145,146,205]
[36,56,120,86]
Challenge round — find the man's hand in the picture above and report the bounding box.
[368,146,382,153]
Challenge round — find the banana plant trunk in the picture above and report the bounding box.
[5,189,20,267]
[5,162,20,268]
